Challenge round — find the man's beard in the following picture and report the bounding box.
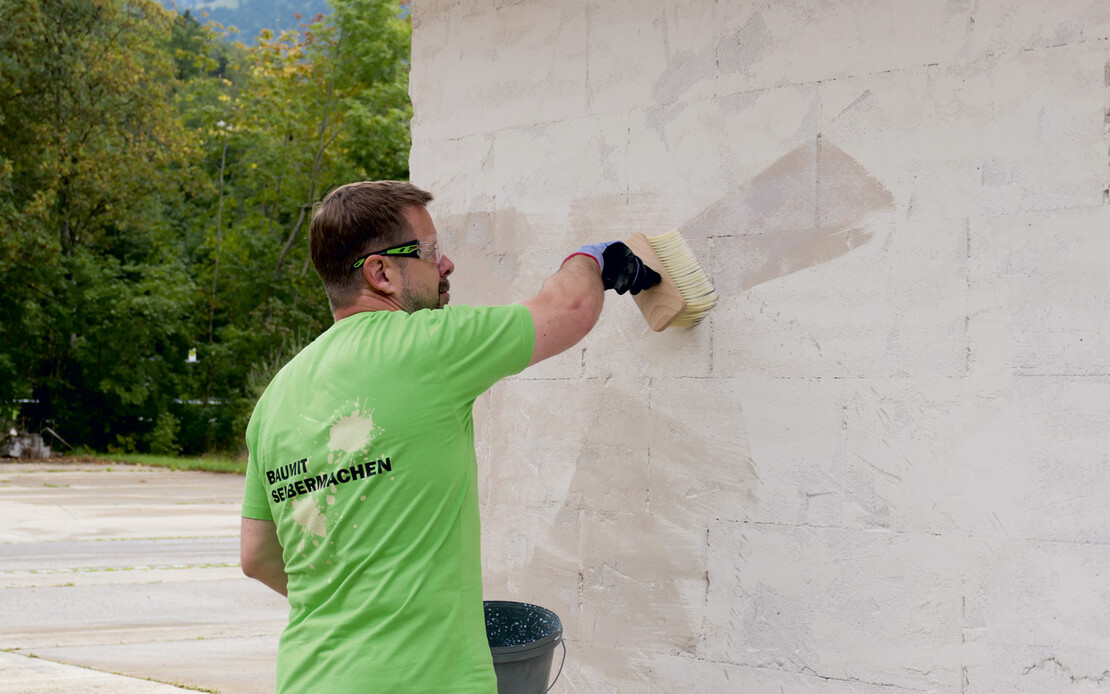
[400,277,450,313]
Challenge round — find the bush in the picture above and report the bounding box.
[148,411,181,455]
[108,433,139,454]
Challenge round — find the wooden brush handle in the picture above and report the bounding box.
[624,233,687,331]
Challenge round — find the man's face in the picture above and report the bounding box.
[398,206,454,313]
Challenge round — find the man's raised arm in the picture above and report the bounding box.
[522,241,661,366]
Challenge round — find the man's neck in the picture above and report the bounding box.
[332,294,404,322]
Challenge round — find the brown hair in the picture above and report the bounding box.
[309,180,434,309]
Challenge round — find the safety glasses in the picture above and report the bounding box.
[351,236,442,270]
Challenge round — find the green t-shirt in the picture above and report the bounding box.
[242,304,535,693]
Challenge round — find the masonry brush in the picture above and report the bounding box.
[624,231,718,331]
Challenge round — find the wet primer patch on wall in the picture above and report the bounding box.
[745,138,892,288]
[681,137,894,290]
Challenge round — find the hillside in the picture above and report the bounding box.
[170,0,331,41]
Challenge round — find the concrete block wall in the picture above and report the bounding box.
[409,1,1110,691]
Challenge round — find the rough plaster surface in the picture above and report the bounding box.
[410,1,1110,691]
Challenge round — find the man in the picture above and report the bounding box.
[240,180,659,692]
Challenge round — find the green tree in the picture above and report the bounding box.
[188,0,413,445]
[0,0,197,448]
[332,0,413,180]
[0,0,415,454]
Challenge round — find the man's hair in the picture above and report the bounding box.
[310,180,434,309]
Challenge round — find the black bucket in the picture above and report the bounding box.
[484,600,566,694]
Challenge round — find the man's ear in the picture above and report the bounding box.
[360,256,401,295]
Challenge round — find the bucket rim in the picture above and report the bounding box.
[483,599,561,615]
[484,599,563,662]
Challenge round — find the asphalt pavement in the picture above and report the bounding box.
[0,461,287,693]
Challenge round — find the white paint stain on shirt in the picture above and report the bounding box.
[328,412,375,453]
[292,497,328,537]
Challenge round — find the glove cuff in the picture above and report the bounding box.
[564,249,604,272]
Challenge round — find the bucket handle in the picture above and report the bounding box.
[544,639,567,693]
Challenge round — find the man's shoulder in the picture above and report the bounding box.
[409,303,531,336]
[419,303,529,322]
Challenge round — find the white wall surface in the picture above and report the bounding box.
[408,1,1110,691]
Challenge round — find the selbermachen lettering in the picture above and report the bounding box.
[268,457,393,503]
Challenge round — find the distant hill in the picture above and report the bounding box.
[168,0,332,42]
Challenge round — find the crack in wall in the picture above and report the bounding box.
[799,666,927,691]
[1105,59,1110,204]
[1023,656,1110,685]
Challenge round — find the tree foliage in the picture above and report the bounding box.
[0,0,412,454]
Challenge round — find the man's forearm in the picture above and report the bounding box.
[523,254,605,365]
[543,254,606,317]
[241,517,289,597]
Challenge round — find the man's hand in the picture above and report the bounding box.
[600,242,662,295]
[567,241,662,295]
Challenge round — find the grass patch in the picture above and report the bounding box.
[69,453,246,475]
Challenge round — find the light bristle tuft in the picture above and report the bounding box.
[645,230,718,327]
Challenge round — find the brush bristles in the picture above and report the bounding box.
[646,230,718,327]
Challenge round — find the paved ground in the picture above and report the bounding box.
[0,461,287,693]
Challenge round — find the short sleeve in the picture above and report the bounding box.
[241,412,274,520]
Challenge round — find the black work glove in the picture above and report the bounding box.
[599,242,662,295]
[568,241,663,294]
